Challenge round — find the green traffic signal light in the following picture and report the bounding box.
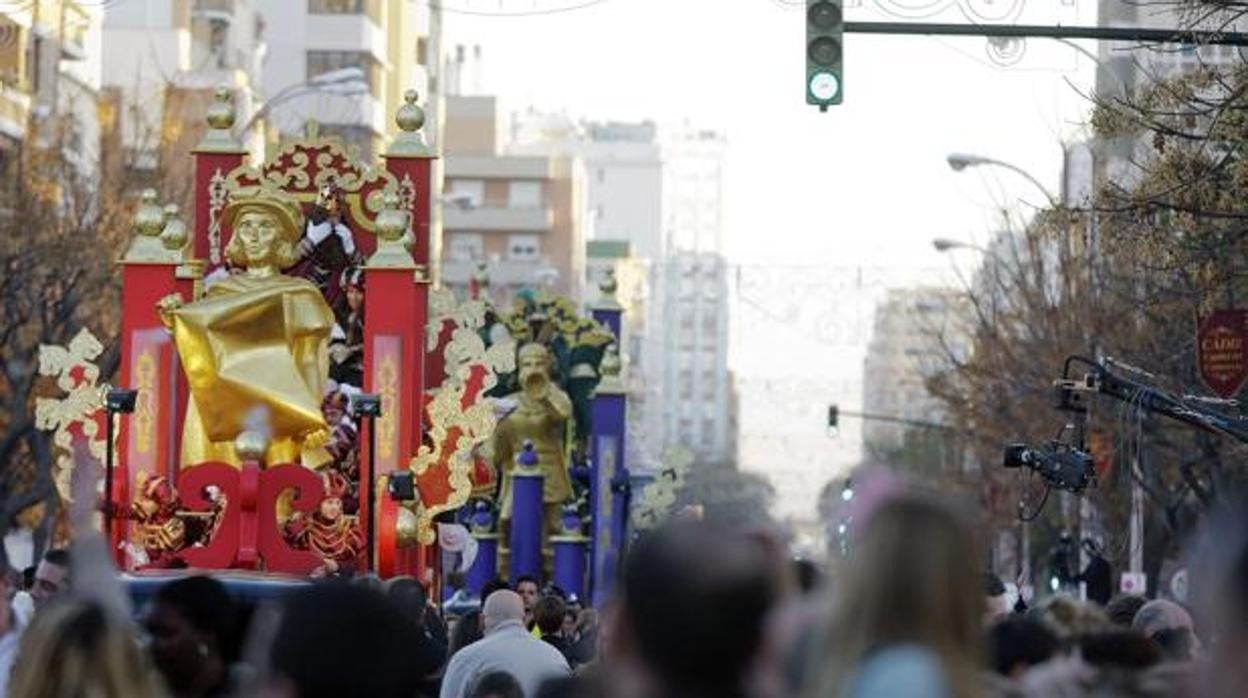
[806,0,844,109]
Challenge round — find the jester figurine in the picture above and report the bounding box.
[283,471,363,576]
[290,181,365,310]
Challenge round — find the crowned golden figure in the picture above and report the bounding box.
[493,342,574,537]
[160,188,335,468]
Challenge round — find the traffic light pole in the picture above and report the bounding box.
[844,22,1248,47]
[830,406,957,432]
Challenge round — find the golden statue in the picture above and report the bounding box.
[160,188,335,467]
[493,343,574,537]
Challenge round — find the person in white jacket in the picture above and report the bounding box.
[440,590,570,698]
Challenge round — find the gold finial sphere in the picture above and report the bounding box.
[205,85,236,131]
[160,203,188,251]
[234,429,268,463]
[375,191,409,242]
[395,506,420,547]
[134,189,165,238]
[396,89,425,133]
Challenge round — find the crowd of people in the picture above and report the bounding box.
[0,461,1245,698]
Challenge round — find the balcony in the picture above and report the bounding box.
[0,86,31,140]
[59,1,90,61]
[441,259,560,287]
[443,205,553,232]
[445,155,552,180]
[306,7,386,62]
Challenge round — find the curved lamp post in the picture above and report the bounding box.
[237,67,370,138]
[946,152,1058,207]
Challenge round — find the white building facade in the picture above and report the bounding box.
[510,114,734,466]
[861,287,969,456]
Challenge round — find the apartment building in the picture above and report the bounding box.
[0,0,103,204]
[252,0,434,159]
[439,95,587,303]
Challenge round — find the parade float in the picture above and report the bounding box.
[36,87,646,605]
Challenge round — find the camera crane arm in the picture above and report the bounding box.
[1060,355,1248,445]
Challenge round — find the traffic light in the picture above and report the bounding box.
[827,404,839,429]
[806,0,844,110]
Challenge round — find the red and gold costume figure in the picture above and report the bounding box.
[283,471,363,576]
[329,266,365,389]
[127,472,188,568]
[307,390,360,512]
[290,182,365,311]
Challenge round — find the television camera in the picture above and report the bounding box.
[1005,355,1248,511]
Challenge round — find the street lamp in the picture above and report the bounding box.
[237,67,370,138]
[946,152,1058,207]
[351,392,382,573]
[931,237,987,254]
[103,388,138,544]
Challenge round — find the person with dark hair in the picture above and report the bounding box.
[440,590,569,698]
[448,609,484,657]
[1075,538,1114,605]
[535,595,569,659]
[792,558,821,595]
[467,671,524,698]
[260,583,423,698]
[144,575,239,698]
[30,549,70,610]
[1105,593,1147,628]
[986,616,1058,679]
[984,571,1009,625]
[618,522,776,698]
[1152,626,1197,662]
[515,575,540,629]
[481,578,510,605]
[1080,630,1162,670]
[386,576,448,695]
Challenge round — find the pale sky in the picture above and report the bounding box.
[441,0,1102,524]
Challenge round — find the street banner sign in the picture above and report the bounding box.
[1120,571,1147,595]
[1197,309,1248,399]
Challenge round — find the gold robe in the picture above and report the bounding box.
[493,387,574,519]
[170,274,334,468]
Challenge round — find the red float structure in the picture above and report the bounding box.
[108,86,480,585]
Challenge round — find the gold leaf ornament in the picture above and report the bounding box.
[33,329,108,503]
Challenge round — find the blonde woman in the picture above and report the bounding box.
[8,598,167,698]
[803,494,984,698]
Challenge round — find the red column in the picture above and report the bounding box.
[363,263,420,577]
[368,90,438,580]
[191,87,249,274]
[115,193,184,568]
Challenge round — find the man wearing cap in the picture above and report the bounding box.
[160,187,336,468]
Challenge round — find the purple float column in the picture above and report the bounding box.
[551,505,589,600]
[589,346,627,606]
[466,502,499,595]
[509,441,544,584]
[589,270,628,606]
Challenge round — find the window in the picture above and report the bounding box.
[508,181,541,209]
[447,179,484,208]
[308,0,381,22]
[597,168,605,184]
[306,50,382,98]
[416,37,429,66]
[448,234,484,262]
[507,234,541,262]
